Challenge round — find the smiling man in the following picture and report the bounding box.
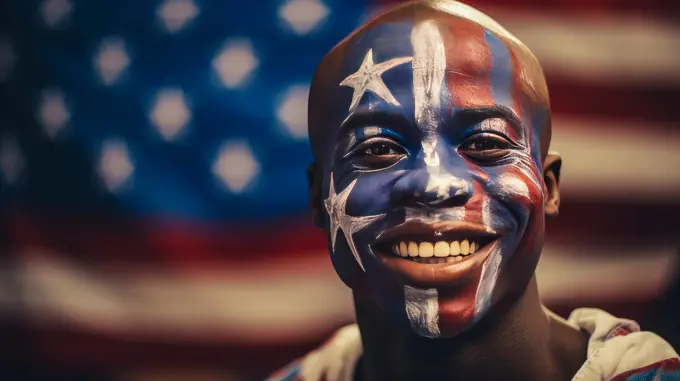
[268,1,679,380]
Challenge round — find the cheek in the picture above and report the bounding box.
[490,165,546,261]
[497,173,530,199]
[481,163,544,259]
[343,171,403,216]
[488,164,543,219]
[324,171,403,290]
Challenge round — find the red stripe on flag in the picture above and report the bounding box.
[19,325,335,378]
[548,77,678,126]
[379,0,680,19]
[546,200,680,248]
[470,0,680,20]
[7,207,326,267]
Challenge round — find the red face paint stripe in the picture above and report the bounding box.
[444,18,495,110]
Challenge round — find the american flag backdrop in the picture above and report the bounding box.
[0,0,678,379]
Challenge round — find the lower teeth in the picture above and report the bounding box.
[409,256,465,264]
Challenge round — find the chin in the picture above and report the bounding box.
[399,268,497,338]
[378,235,519,339]
[335,222,530,339]
[436,290,487,337]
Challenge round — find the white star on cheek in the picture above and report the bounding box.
[339,48,413,112]
[324,175,385,271]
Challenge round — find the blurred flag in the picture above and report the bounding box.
[0,0,678,378]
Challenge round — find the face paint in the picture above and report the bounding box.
[404,285,440,338]
[339,49,413,113]
[324,176,385,271]
[316,4,549,338]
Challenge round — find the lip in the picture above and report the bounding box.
[373,220,501,288]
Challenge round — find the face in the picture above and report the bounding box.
[316,14,551,338]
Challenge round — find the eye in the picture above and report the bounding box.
[364,142,401,156]
[462,138,506,151]
[351,138,406,169]
[459,133,513,163]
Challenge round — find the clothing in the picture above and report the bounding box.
[267,308,680,381]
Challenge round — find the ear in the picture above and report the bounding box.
[307,162,325,227]
[543,152,562,220]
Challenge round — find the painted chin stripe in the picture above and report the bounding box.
[404,285,440,338]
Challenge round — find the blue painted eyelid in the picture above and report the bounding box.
[348,127,408,149]
[354,126,406,142]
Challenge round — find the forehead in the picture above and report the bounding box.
[339,15,521,121]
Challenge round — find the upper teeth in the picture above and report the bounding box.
[393,240,477,258]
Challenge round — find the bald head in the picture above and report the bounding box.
[308,0,552,163]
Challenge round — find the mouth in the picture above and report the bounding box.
[374,220,499,264]
[373,220,502,287]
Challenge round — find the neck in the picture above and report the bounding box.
[354,277,587,381]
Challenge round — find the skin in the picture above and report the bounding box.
[307,1,588,380]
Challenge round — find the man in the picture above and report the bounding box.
[267,0,679,380]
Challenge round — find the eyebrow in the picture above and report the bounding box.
[339,110,412,138]
[454,105,525,140]
[338,105,526,142]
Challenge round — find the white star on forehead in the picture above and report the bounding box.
[325,175,385,271]
[339,48,413,112]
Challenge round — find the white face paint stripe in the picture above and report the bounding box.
[474,243,503,317]
[404,21,448,337]
[404,285,441,338]
[411,19,447,168]
[411,20,446,132]
[482,198,492,228]
[498,173,530,199]
[412,22,462,210]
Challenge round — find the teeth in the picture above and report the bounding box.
[460,240,470,255]
[434,241,449,257]
[446,256,464,263]
[400,241,408,257]
[392,240,480,258]
[419,242,434,257]
[450,241,460,256]
[408,241,419,257]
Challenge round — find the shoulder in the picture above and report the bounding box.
[265,324,363,381]
[609,358,680,381]
[568,308,680,380]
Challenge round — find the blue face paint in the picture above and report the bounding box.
[485,30,514,111]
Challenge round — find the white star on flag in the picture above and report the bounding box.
[324,174,384,271]
[339,48,413,112]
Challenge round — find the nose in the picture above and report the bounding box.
[391,168,473,209]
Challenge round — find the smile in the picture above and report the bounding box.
[389,239,482,263]
[375,220,498,264]
[373,220,502,287]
